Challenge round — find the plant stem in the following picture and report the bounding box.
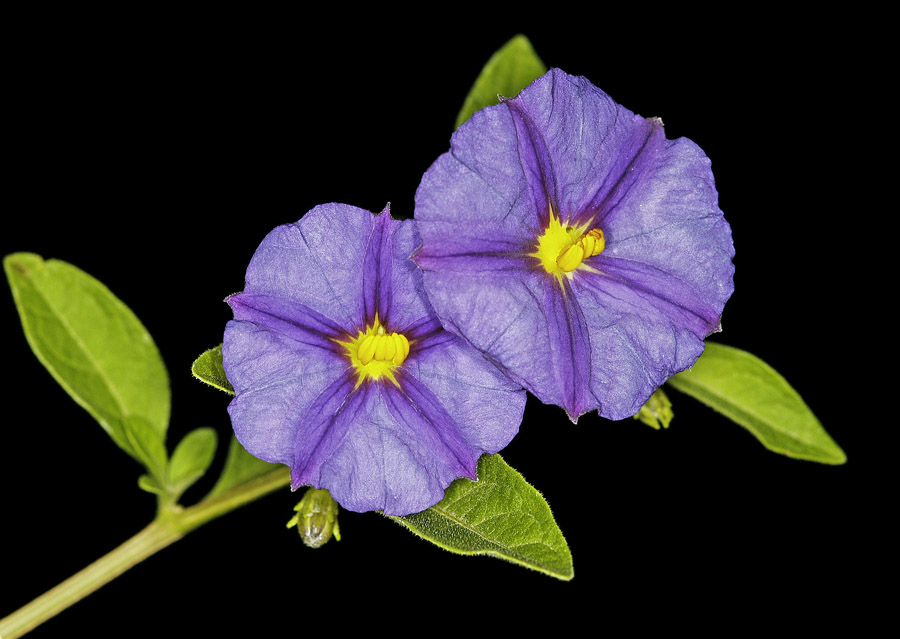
[0,468,290,639]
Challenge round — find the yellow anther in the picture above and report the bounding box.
[392,333,410,365]
[374,333,395,362]
[357,334,377,365]
[581,228,605,257]
[556,243,585,272]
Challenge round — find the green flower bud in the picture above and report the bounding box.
[286,488,341,548]
[633,388,673,430]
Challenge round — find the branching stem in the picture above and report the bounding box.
[0,468,290,639]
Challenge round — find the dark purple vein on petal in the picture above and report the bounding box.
[384,372,477,479]
[402,315,456,354]
[291,370,363,489]
[578,119,662,227]
[580,257,722,337]
[362,210,393,327]
[545,277,593,420]
[504,93,558,227]
[228,292,346,354]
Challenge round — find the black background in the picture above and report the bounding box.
[3,11,878,635]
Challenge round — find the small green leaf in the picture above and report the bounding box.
[455,35,547,129]
[391,454,573,580]
[192,344,234,395]
[137,474,166,496]
[167,428,217,498]
[667,342,846,464]
[205,435,280,500]
[4,253,171,449]
[121,416,168,480]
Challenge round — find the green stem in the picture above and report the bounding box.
[0,468,290,639]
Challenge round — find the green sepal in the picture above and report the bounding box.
[4,253,171,454]
[192,344,234,395]
[668,342,846,464]
[390,454,573,581]
[454,35,547,129]
[633,388,674,429]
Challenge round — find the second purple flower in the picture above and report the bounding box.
[414,69,735,422]
[224,204,525,516]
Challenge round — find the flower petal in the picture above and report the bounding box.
[380,211,438,334]
[571,259,719,420]
[600,135,735,311]
[415,261,591,419]
[512,71,663,224]
[241,203,374,334]
[228,292,345,353]
[415,103,543,248]
[223,318,347,466]
[402,333,526,453]
[541,278,593,420]
[288,367,518,516]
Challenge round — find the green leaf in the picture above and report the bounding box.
[455,35,547,129]
[192,344,234,395]
[167,428,217,499]
[137,474,166,496]
[391,454,573,580]
[121,416,168,480]
[667,342,846,464]
[205,435,280,500]
[4,254,171,453]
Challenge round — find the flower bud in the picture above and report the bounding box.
[286,488,341,548]
[633,388,673,429]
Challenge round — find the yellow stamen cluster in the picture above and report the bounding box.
[555,228,605,272]
[337,315,410,387]
[532,211,605,284]
[356,329,410,366]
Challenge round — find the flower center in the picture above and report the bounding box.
[338,315,410,387]
[532,212,605,280]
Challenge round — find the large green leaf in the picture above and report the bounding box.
[454,35,547,129]
[192,344,234,394]
[5,253,171,453]
[391,454,573,580]
[667,342,846,464]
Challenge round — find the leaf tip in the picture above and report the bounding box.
[817,446,848,466]
[4,252,41,280]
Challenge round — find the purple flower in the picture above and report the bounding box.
[223,204,525,516]
[414,69,735,422]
